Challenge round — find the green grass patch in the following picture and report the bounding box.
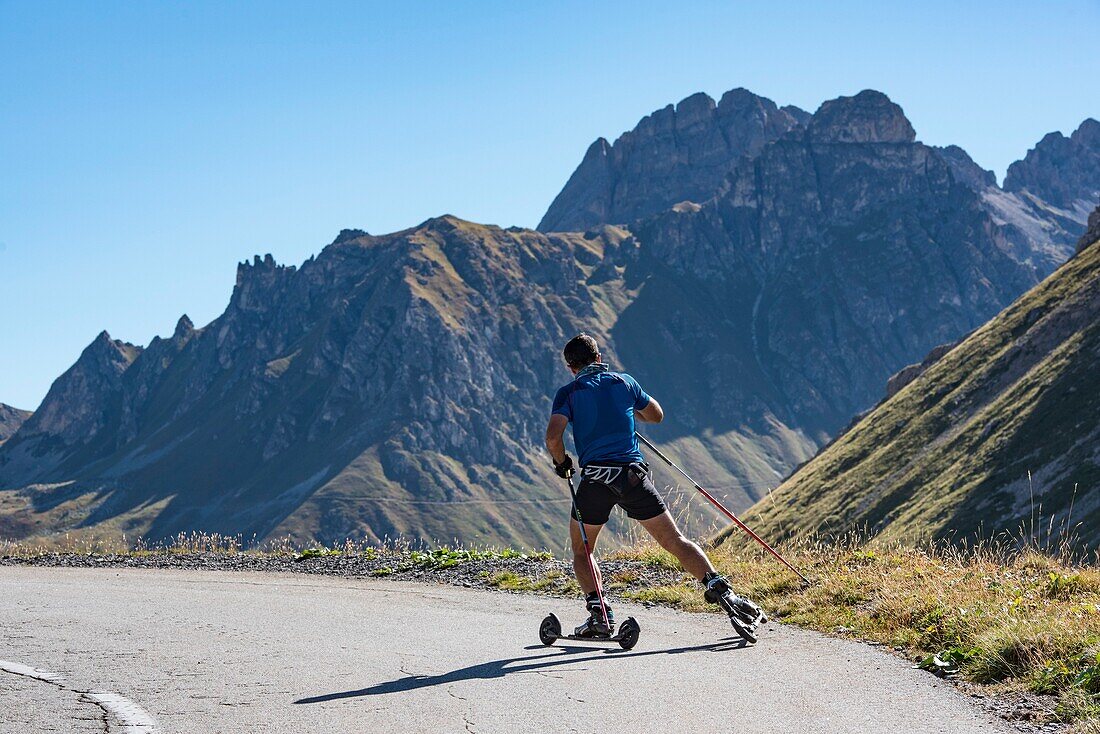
[488,570,562,592]
[296,547,341,561]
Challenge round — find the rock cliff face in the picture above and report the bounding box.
[945,120,1100,275]
[543,89,1098,277]
[629,90,1036,439]
[1078,203,1100,253]
[734,210,1100,548]
[538,89,807,232]
[0,404,31,445]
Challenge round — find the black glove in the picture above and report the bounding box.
[554,455,575,479]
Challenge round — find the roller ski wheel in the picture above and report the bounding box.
[727,610,758,644]
[720,596,765,644]
[617,617,641,650]
[539,613,562,646]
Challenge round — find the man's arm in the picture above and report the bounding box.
[545,413,569,464]
[636,396,664,423]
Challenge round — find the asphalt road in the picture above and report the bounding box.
[0,567,1010,733]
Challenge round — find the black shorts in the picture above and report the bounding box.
[572,462,666,525]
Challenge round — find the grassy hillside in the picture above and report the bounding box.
[730,234,1100,549]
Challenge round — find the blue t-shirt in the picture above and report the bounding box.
[551,365,652,467]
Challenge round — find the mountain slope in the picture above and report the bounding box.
[0,404,31,445]
[0,220,642,547]
[734,217,1100,548]
[538,89,807,232]
[0,219,820,547]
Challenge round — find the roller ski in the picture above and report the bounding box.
[704,572,767,644]
[539,597,641,650]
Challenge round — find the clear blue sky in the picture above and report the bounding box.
[2,1,1097,411]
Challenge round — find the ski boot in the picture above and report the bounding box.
[574,591,615,638]
[703,572,767,643]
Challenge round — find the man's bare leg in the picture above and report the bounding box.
[569,518,605,594]
[638,511,715,580]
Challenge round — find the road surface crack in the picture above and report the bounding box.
[77,693,113,734]
[0,664,110,733]
[446,686,476,731]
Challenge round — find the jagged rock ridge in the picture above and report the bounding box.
[543,89,1100,276]
[627,90,1038,440]
[1005,119,1100,213]
[950,119,1100,274]
[538,88,808,232]
[0,404,31,445]
[0,218,818,547]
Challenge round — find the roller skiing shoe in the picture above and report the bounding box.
[703,572,767,644]
[574,591,615,638]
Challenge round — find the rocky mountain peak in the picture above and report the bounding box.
[1004,119,1100,212]
[675,91,716,122]
[538,86,805,232]
[11,331,140,449]
[173,314,195,340]
[332,228,369,244]
[0,403,31,445]
[1072,117,1100,147]
[87,330,141,365]
[934,145,997,189]
[807,90,916,144]
[717,87,761,109]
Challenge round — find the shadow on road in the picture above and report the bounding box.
[294,638,747,704]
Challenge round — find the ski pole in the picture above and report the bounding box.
[565,473,611,630]
[636,432,810,585]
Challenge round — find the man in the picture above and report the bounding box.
[545,333,762,637]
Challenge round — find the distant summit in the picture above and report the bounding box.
[630,89,1036,438]
[806,89,915,143]
[542,86,1099,276]
[1005,118,1100,213]
[538,88,807,232]
[0,404,31,446]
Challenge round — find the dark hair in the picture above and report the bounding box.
[563,333,599,369]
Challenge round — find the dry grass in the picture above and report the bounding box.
[612,534,1100,723]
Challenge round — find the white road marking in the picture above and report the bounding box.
[84,691,159,732]
[0,659,65,683]
[0,659,159,733]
